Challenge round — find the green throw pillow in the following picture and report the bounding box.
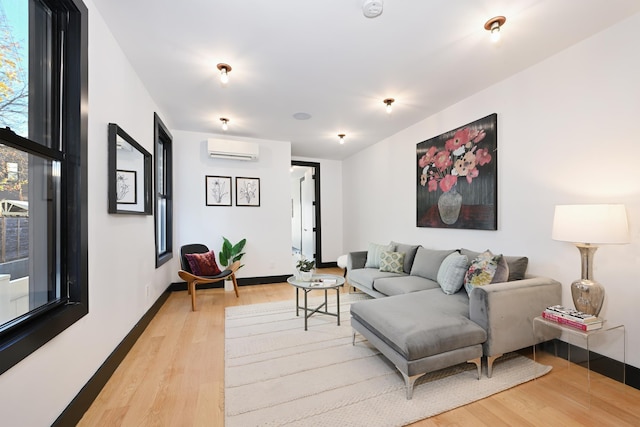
[379,251,405,274]
[464,250,502,296]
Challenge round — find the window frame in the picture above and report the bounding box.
[154,113,173,267]
[0,0,88,375]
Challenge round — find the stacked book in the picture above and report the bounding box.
[542,305,603,331]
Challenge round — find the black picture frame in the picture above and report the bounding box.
[416,113,497,230]
[206,175,232,206]
[115,169,137,204]
[108,123,152,215]
[236,177,260,207]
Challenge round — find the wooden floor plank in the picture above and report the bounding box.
[79,268,640,426]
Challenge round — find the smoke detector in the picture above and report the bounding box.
[363,0,383,18]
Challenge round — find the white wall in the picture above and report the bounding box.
[0,3,635,425]
[293,157,344,264]
[343,13,640,368]
[0,2,177,425]
[172,131,293,279]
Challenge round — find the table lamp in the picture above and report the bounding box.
[551,204,629,316]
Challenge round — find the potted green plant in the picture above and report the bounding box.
[296,258,315,281]
[219,237,246,290]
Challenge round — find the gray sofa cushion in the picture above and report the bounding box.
[373,275,439,296]
[391,241,420,274]
[410,247,455,281]
[492,254,510,283]
[348,267,405,291]
[350,291,486,361]
[460,248,529,281]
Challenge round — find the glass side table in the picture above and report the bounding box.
[533,316,625,407]
[287,274,345,331]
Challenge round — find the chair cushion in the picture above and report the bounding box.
[185,250,222,276]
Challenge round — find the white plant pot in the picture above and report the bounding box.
[224,280,235,292]
[301,271,313,281]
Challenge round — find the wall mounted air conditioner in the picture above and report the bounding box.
[207,138,259,161]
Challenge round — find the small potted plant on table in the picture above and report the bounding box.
[296,258,315,281]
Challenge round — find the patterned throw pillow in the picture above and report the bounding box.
[379,251,405,274]
[463,250,502,296]
[185,250,222,276]
[437,252,469,295]
[364,242,394,268]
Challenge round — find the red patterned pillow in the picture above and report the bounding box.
[185,251,222,276]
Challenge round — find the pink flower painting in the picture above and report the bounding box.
[418,123,493,193]
[416,113,497,230]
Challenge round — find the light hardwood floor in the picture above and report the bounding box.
[79,268,640,426]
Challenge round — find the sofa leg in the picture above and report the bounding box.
[486,354,503,378]
[468,357,482,380]
[352,331,356,345]
[399,370,425,400]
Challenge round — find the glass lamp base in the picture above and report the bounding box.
[571,279,604,316]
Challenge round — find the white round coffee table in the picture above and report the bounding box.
[287,274,345,331]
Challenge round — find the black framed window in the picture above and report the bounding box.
[0,0,88,374]
[154,113,173,267]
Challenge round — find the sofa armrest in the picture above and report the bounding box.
[469,276,562,358]
[347,251,368,271]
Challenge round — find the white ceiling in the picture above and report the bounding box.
[92,0,640,160]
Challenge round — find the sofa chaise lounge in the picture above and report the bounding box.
[347,243,561,399]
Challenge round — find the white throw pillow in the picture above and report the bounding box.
[364,242,394,268]
[437,252,469,294]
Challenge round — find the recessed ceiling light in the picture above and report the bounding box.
[293,112,312,120]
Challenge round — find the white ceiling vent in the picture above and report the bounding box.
[207,138,259,161]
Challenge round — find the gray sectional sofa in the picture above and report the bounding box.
[347,243,561,399]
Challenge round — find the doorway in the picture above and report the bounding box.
[290,161,322,267]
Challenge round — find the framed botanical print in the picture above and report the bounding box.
[206,175,232,206]
[236,177,260,207]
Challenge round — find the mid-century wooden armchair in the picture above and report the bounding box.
[178,244,240,311]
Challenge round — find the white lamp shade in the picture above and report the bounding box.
[552,204,629,244]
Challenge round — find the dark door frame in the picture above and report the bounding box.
[291,160,328,267]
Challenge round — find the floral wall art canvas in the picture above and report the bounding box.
[416,113,497,230]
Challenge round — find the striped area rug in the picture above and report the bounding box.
[225,293,551,426]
